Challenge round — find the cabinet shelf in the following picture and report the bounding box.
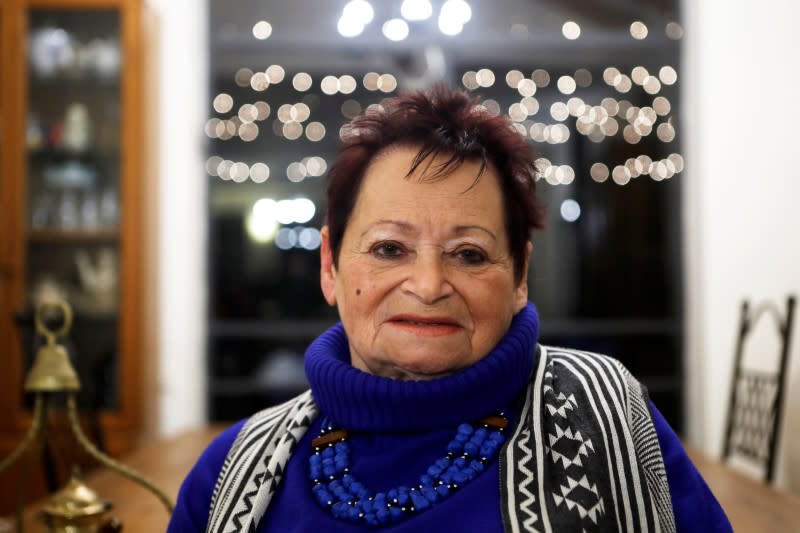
[28,227,119,243]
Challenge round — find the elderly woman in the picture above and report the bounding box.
[169,87,730,532]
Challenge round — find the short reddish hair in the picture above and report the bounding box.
[325,85,544,283]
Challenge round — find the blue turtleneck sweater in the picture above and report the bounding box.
[169,305,730,532]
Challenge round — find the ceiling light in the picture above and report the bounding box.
[401,0,433,21]
[383,18,409,41]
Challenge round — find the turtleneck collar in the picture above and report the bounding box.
[304,302,539,432]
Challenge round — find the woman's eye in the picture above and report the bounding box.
[371,242,405,258]
[455,248,487,265]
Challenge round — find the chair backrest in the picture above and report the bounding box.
[722,295,795,482]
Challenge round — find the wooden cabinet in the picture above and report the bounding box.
[0,0,144,513]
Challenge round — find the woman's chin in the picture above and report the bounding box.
[368,354,469,381]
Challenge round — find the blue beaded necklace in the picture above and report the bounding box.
[308,413,508,527]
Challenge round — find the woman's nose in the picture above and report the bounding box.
[401,251,454,304]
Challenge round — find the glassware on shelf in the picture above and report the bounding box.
[99,185,118,227]
[56,189,79,229]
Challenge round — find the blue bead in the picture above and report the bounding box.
[473,428,488,441]
[362,499,374,513]
[410,490,430,511]
[435,483,450,497]
[389,506,403,521]
[447,440,464,453]
[347,506,360,520]
[454,457,467,468]
[464,442,479,455]
[374,493,386,507]
[453,470,468,484]
[322,447,334,458]
[387,489,398,500]
[396,491,409,506]
[457,423,474,435]
[435,457,450,469]
[420,474,434,487]
[376,508,390,524]
[421,487,438,503]
[426,464,443,477]
[365,513,378,526]
[309,455,322,466]
[332,501,348,518]
[470,460,484,472]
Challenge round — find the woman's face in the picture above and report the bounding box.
[320,145,530,380]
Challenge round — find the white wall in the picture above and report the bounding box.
[145,0,208,437]
[683,0,800,490]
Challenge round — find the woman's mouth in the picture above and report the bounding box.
[387,316,462,336]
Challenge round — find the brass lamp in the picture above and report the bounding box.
[0,300,173,532]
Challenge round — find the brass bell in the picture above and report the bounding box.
[24,300,80,393]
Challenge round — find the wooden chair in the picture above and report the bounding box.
[722,295,796,482]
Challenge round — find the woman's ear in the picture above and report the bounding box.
[514,241,533,312]
[320,226,337,306]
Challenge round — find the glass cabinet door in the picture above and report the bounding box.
[25,9,122,410]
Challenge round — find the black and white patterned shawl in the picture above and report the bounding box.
[206,346,675,532]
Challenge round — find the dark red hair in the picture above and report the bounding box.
[325,85,545,283]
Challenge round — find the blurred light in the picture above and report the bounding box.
[231,162,250,183]
[521,96,539,115]
[614,74,632,93]
[383,18,410,41]
[508,103,527,122]
[631,66,649,85]
[253,101,271,120]
[557,76,576,95]
[287,162,307,183]
[601,97,619,116]
[293,198,316,223]
[560,199,581,222]
[567,97,586,117]
[481,99,501,116]
[556,165,575,184]
[339,75,357,94]
[476,68,496,87]
[657,122,676,142]
[239,122,259,142]
[643,76,662,94]
[574,68,592,87]
[292,103,311,122]
[623,125,641,144]
[252,21,272,40]
[532,69,550,87]
[217,159,233,180]
[293,72,313,91]
[266,65,285,84]
[377,73,397,92]
[321,75,339,95]
[206,156,223,176]
[659,66,678,85]
[298,227,322,250]
[341,99,362,118]
[247,198,279,243]
[529,123,546,142]
[363,72,380,91]
[590,162,609,182]
[338,15,365,37]
[304,156,328,176]
[235,68,253,87]
[653,96,671,116]
[612,165,631,185]
[550,102,569,121]
[462,70,479,89]
[401,0,433,21]
[666,22,684,40]
[205,118,220,138]
[438,15,463,35]
[603,67,620,86]
[275,227,298,250]
[668,153,684,172]
[306,121,326,141]
[283,121,303,140]
[630,21,648,39]
[250,162,270,183]
[213,93,233,113]
[562,21,580,40]
[250,72,269,91]
[344,0,375,24]
[441,0,472,23]
[238,103,258,123]
[506,70,524,88]
[517,78,536,97]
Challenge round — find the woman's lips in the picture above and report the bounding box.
[386,316,462,337]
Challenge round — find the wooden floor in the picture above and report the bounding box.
[5,427,800,531]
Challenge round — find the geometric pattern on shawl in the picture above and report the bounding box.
[206,390,318,533]
[500,346,676,533]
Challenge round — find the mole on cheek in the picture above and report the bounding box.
[356,289,361,296]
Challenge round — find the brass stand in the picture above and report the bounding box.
[0,301,173,531]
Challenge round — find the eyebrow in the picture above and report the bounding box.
[361,220,497,242]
